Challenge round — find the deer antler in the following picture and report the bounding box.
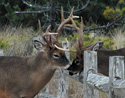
[38,19,43,36]
[56,7,79,33]
[54,45,76,52]
[38,7,79,52]
[38,20,58,46]
[64,16,84,51]
[53,7,81,52]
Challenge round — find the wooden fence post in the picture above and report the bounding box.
[83,51,99,98]
[109,56,125,98]
[0,49,4,56]
[57,41,70,98]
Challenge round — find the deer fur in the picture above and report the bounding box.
[0,39,70,98]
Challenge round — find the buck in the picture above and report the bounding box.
[62,16,125,76]
[0,8,79,98]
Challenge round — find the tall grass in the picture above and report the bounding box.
[112,29,125,49]
[0,25,36,56]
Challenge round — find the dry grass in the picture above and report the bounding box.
[0,25,36,56]
[112,29,125,49]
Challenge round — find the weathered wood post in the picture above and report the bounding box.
[109,56,125,98]
[0,49,4,56]
[83,51,99,98]
[57,41,70,98]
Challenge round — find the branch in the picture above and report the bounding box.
[23,0,50,10]
[15,10,50,14]
[73,0,90,13]
[56,0,90,14]
[56,15,125,33]
[84,15,125,32]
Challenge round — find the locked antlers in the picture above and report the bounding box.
[56,7,79,33]
[38,7,80,52]
[55,7,84,53]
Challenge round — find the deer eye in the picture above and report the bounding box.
[75,60,80,66]
[53,53,60,59]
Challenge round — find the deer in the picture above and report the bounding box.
[62,15,125,76]
[0,8,79,98]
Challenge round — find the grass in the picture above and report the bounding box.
[0,25,36,56]
[0,25,125,98]
[95,28,125,50]
[112,29,125,49]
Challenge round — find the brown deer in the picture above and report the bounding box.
[65,16,125,76]
[0,8,79,98]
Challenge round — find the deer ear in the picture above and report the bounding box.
[91,43,100,51]
[34,40,45,52]
[91,41,104,51]
[85,41,104,51]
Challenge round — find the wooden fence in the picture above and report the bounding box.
[35,36,125,98]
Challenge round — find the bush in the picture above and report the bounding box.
[103,0,125,20]
[0,25,35,56]
[0,37,9,48]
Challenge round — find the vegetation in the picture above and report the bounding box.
[0,25,36,56]
[103,0,125,20]
[0,0,124,28]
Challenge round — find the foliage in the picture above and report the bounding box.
[0,0,124,27]
[67,33,114,49]
[103,0,125,20]
[111,28,125,49]
[0,25,35,56]
[0,0,45,27]
[0,37,9,48]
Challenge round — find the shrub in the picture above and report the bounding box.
[0,37,9,48]
[103,0,125,20]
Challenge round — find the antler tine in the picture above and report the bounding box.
[56,7,79,33]
[64,16,84,51]
[61,6,64,22]
[69,17,80,31]
[78,17,83,48]
[65,38,69,48]
[42,24,59,45]
[38,19,43,36]
[69,7,74,17]
[42,33,58,45]
[45,27,52,44]
[54,44,76,53]
[46,25,51,33]
[54,38,76,53]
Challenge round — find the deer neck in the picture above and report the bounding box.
[27,52,56,90]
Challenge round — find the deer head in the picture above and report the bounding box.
[64,16,104,75]
[33,7,79,69]
[33,21,70,70]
